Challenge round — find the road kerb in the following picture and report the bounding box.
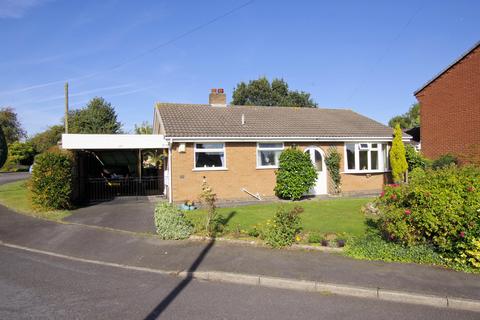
[316,282,378,299]
[259,276,316,291]
[447,297,480,312]
[378,289,447,308]
[208,271,260,286]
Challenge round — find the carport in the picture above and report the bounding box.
[62,134,169,203]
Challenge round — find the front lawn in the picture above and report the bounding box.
[0,180,70,221]
[185,197,371,239]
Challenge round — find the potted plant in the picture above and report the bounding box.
[180,200,196,211]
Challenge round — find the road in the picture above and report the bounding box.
[0,172,29,185]
[0,245,478,320]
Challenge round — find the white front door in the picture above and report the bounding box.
[304,147,327,195]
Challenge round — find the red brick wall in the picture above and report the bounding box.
[415,45,480,159]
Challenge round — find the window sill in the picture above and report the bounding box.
[192,167,228,172]
[342,170,389,174]
[256,166,278,170]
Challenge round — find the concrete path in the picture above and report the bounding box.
[0,206,478,304]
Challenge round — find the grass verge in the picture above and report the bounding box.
[0,180,71,221]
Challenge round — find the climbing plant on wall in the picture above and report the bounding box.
[325,147,341,193]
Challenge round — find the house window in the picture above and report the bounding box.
[344,143,389,172]
[194,143,226,169]
[257,143,284,168]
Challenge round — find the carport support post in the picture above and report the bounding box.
[138,149,142,180]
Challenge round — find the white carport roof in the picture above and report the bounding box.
[61,134,169,150]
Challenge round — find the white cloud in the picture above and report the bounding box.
[0,0,50,18]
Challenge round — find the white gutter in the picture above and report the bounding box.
[164,136,411,143]
[168,137,173,204]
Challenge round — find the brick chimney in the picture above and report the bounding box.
[209,88,227,106]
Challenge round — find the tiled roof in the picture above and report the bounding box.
[156,103,405,139]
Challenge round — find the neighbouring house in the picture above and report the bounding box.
[404,127,421,151]
[62,89,410,204]
[414,41,480,159]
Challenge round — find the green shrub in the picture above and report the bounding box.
[30,150,73,210]
[307,232,322,244]
[275,147,317,200]
[375,165,480,269]
[325,147,341,193]
[154,203,193,240]
[405,145,429,171]
[344,233,444,265]
[390,124,408,183]
[431,154,458,169]
[263,205,303,248]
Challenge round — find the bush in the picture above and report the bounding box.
[263,205,303,248]
[325,147,341,193]
[431,154,458,169]
[405,145,429,171]
[375,165,480,269]
[275,147,317,200]
[199,181,218,236]
[390,124,408,183]
[154,203,193,240]
[30,150,73,210]
[307,232,322,244]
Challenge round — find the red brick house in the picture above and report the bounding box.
[414,41,480,159]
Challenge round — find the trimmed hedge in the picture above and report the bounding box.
[30,150,73,210]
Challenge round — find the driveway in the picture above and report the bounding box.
[0,172,30,185]
[65,199,158,233]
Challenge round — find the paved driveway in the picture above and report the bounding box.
[65,199,158,233]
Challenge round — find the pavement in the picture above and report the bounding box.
[0,205,479,306]
[3,245,478,320]
[0,172,30,185]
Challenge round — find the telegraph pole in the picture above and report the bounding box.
[64,82,69,133]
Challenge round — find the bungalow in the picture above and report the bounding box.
[62,89,410,204]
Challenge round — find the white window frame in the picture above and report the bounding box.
[193,142,227,171]
[343,142,390,173]
[256,142,284,169]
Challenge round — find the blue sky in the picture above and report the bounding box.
[0,0,478,135]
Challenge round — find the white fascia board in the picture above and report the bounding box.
[167,136,410,143]
[61,134,168,150]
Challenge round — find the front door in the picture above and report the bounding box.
[304,147,327,195]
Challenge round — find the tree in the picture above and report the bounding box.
[232,77,317,108]
[0,126,7,169]
[0,107,26,144]
[390,124,408,182]
[275,147,317,200]
[388,103,420,129]
[7,141,36,166]
[68,97,122,134]
[28,125,64,153]
[134,121,153,134]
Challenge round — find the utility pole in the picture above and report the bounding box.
[64,82,69,133]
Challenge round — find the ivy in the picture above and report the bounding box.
[325,147,341,193]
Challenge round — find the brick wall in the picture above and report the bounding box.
[170,142,387,202]
[415,45,480,159]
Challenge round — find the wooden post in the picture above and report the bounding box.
[64,82,69,133]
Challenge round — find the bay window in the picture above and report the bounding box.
[344,143,389,172]
[194,143,226,169]
[257,143,284,168]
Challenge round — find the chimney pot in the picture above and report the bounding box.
[211,88,217,93]
[209,88,227,106]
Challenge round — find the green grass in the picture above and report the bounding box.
[0,180,70,221]
[185,197,371,238]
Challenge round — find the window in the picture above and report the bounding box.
[257,143,284,168]
[344,143,389,172]
[194,143,226,169]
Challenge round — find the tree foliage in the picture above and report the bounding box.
[390,124,408,182]
[405,145,429,172]
[232,77,317,108]
[134,121,153,134]
[68,97,122,134]
[325,147,341,193]
[0,126,7,169]
[28,125,64,154]
[7,141,36,165]
[275,147,317,200]
[0,107,26,144]
[388,103,420,129]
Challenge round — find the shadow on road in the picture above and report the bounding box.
[143,211,236,320]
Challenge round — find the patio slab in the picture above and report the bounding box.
[65,199,159,233]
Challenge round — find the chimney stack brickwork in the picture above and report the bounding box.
[209,88,227,106]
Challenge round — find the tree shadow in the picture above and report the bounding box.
[143,210,236,320]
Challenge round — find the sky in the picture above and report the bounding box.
[0,0,478,136]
